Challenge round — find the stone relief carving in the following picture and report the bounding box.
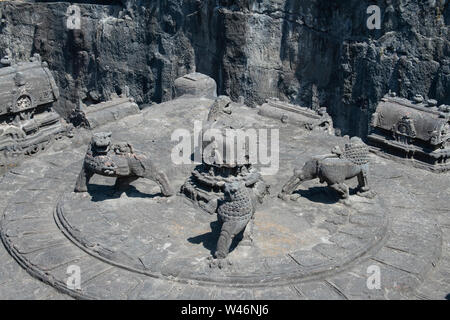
[74,132,174,197]
[0,54,69,159]
[279,137,374,202]
[181,95,269,214]
[368,92,450,172]
[258,98,334,134]
[209,181,255,268]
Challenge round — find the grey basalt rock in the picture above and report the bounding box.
[207,95,232,122]
[0,54,69,162]
[0,1,447,138]
[279,137,374,201]
[258,98,334,134]
[174,72,217,99]
[0,0,449,301]
[0,1,197,119]
[211,181,255,267]
[368,93,450,172]
[74,132,174,197]
[0,94,448,300]
[181,95,269,214]
[81,96,140,129]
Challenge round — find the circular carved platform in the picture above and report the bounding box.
[54,177,388,287]
[0,98,445,299]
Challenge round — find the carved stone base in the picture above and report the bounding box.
[181,164,268,214]
[0,96,446,300]
[368,133,450,173]
[0,113,69,161]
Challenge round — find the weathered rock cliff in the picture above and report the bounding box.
[0,0,448,136]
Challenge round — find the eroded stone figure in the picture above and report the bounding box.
[279,137,373,201]
[0,54,68,159]
[182,95,269,214]
[368,92,450,172]
[74,132,174,197]
[210,181,255,268]
[258,98,334,134]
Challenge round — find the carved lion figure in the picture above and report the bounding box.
[212,181,255,266]
[74,132,174,197]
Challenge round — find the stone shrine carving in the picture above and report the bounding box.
[0,54,68,159]
[368,93,449,172]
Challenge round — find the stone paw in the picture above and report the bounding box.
[357,189,377,199]
[339,198,352,206]
[208,256,233,269]
[278,192,289,201]
[240,238,253,247]
[159,187,174,197]
[73,190,90,198]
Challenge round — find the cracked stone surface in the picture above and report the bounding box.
[0,96,448,299]
[0,0,448,138]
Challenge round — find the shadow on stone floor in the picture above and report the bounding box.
[187,221,244,256]
[293,185,360,204]
[86,184,163,202]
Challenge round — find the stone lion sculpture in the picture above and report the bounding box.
[279,137,374,201]
[74,132,174,197]
[209,181,255,268]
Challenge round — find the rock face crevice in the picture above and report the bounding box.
[0,0,448,137]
